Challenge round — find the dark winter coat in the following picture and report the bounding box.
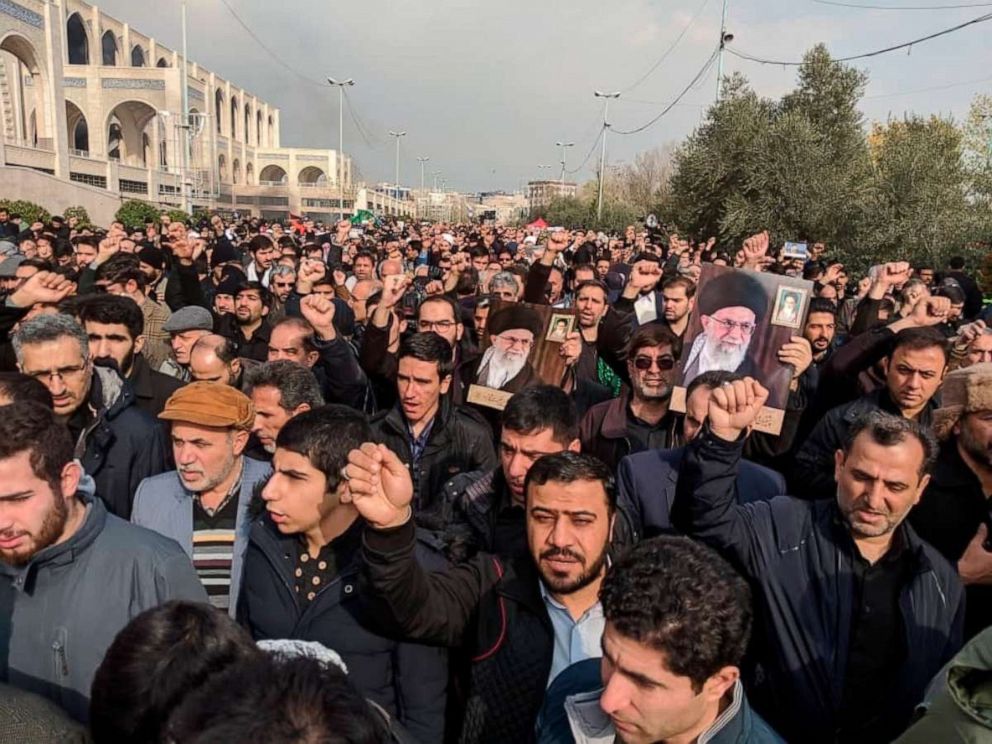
[125,352,185,418]
[672,427,964,743]
[578,388,679,470]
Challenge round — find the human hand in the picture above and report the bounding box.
[559,331,582,367]
[625,260,662,295]
[958,523,992,585]
[909,296,951,327]
[332,268,347,287]
[425,280,445,296]
[742,231,769,268]
[342,443,414,530]
[777,336,814,379]
[297,259,326,293]
[300,293,336,337]
[707,377,769,441]
[8,270,76,308]
[381,275,409,308]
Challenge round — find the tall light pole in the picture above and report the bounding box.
[594,91,620,222]
[432,170,442,192]
[179,0,191,214]
[716,0,733,103]
[416,156,430,192]
[388,130,406,193]
[328,77,355,221]
[555,140,574,186]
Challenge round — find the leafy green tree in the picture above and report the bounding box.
[0,199,50,226]
[63,205,94,229]
[115,200,160,228]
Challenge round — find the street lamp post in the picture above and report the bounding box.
[716,0,734,103]
[388,130,407,194]
[328,77,355,221]
[594,91,621,222]
[416,156,430,192]
[555,140,575,186]
[537,164,552,178]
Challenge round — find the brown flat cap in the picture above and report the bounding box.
[158,381,255,430]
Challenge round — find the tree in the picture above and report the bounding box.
[0,199,50,226]
[115,200,160,228]
[63,205,94,230]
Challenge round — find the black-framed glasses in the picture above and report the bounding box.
[417,320,456,332]
[633,355,675,371]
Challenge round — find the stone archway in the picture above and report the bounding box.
[66,100,88,153]
[131,45,145,67]
[66,13,89,65]
[245,161,254,185]
[0,32,50,148]
[259,164,287,184]
[101,30,117,66]
[298,166,326,185]
[105,100,158,166]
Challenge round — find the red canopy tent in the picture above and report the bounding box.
[526,217,548,230]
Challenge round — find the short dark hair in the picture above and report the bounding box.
[76,294,144,341]
[89,601,261,744]
[248,234,275,255]
[948,256,966,270]
[276,405,372,495]
[96,254,146,289]
[600,536,753,692]
[354,250,375,265]
[235,280,271,307]
[685,370,743,399]
[418,294,461,324]
[524,451,616,512]
[271,316,317,355]
[843,409,937,478]
[575,279,609,299]
[164,656,390,744]
[890,326,949,365]
[627,323,678,359]
[398,332,453,380]
[0,372,54,409]
[0,402,73,493]
[662,276,696,298]
[501,385,578,445]
[806,298,837,318]
[244,361,324,411]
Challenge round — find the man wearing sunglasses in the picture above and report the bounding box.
[682,271,767,387]
[579,324,681,470]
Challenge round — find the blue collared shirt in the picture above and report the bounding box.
[406,417,435,465]
[540,582,605,686]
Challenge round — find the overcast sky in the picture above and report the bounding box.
[99,0,990,193]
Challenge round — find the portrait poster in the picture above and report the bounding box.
[467,300,574,411]
[670,265,813,435]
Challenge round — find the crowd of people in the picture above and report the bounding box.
[0,204,990,743]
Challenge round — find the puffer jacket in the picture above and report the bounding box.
[237,514,449,744]
[0,481,206,722]
[371,398,496,514]
[77,365,169,519]
[672,427,964,743]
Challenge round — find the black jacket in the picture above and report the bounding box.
[672,427,964,743]
[791,387,938,501]
[371,399,496,514]
[909,440,992,640]
[126,353,185,418]
[578,388,679,470]
[238,514,448,744]
[77,366,169,519]
[216,314,272,362]
[362,519,555,744]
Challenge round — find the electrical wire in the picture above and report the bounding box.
[621,0,712,93]
[217,0,328,88]
[728,11,992,66]
[565,126,606,174]
[863,73,992,98]
[342,87,382,149]
[812,0,992,9]
[613,48,721,135]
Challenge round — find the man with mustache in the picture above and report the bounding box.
[131,382,270,615]
[681,270,767,387]
[672,378,962,743]
[474,303,543,393]
[348,447,615,743]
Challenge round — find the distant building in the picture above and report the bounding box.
[0,0,413,223]
[527,180,577,213]
[473,192,528,224]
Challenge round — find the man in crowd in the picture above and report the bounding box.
[348,447,614,743]
[244,234,276,286]
[12,313,167,519]
[804,297,838,368]
[76,295,184,417]
[0,401,205,722]
[673,378,963,742]
[95,254,172,371]
[659,276,696,342]
[239,406,448,743]
[218,281,272,362]
[370,332,495,513]
[244,359,324,456]
[132,382,270,615]
[189,334,252,389]
[160,305,214,381]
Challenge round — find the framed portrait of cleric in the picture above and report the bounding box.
[670,265,813,435]
[467,301,574,410]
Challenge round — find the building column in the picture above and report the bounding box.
[43,0,70,177]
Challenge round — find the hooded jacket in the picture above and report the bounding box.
[77,365,169,519]
[0,480,206,722]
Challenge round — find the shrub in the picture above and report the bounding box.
[114,200,160,229]
[0,199,50,226]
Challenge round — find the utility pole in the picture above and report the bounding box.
[417,156,430,192]
[328,77,355,221]
[556,140,575,186]
[388,130,406,194]
[537,163,552,178]
[716,0,733,103]
[594,91,620,222]
[179,0,191,214]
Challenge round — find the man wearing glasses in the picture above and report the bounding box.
[12,313,168,520]
[681,270,768,387]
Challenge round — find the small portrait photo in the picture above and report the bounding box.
[771,286,807,329]
[545,313,575,343]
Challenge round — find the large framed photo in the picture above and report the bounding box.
[671,265,813,435]
[466,300,574,411]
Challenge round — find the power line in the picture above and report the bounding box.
[621,0,712,93]
[863,73,992,99]
[812,0,992,9]
[217,0,327,87]
[342,87,383,149]
[613,48,721,135]
[565,126,606,175]
[729,10,992,66]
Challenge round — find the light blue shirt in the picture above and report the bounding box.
[540,582,605,686]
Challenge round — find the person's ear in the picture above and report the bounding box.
[230,358,241,378]
[126,279,139,295]
[231,429,250,456]
[261,304,269,317]
[305,350,319,368]
[133,334,146,355]
[702,666,739,703]
[456,322,464,342]
[439,374,452,395]
[60,460,83,501]
[833,448,845,484]
[881,356,890,376]
[293,403,312,418]
[567,438,581,453]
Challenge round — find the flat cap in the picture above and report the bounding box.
[162,305,214,333]
[159,381,254,430]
